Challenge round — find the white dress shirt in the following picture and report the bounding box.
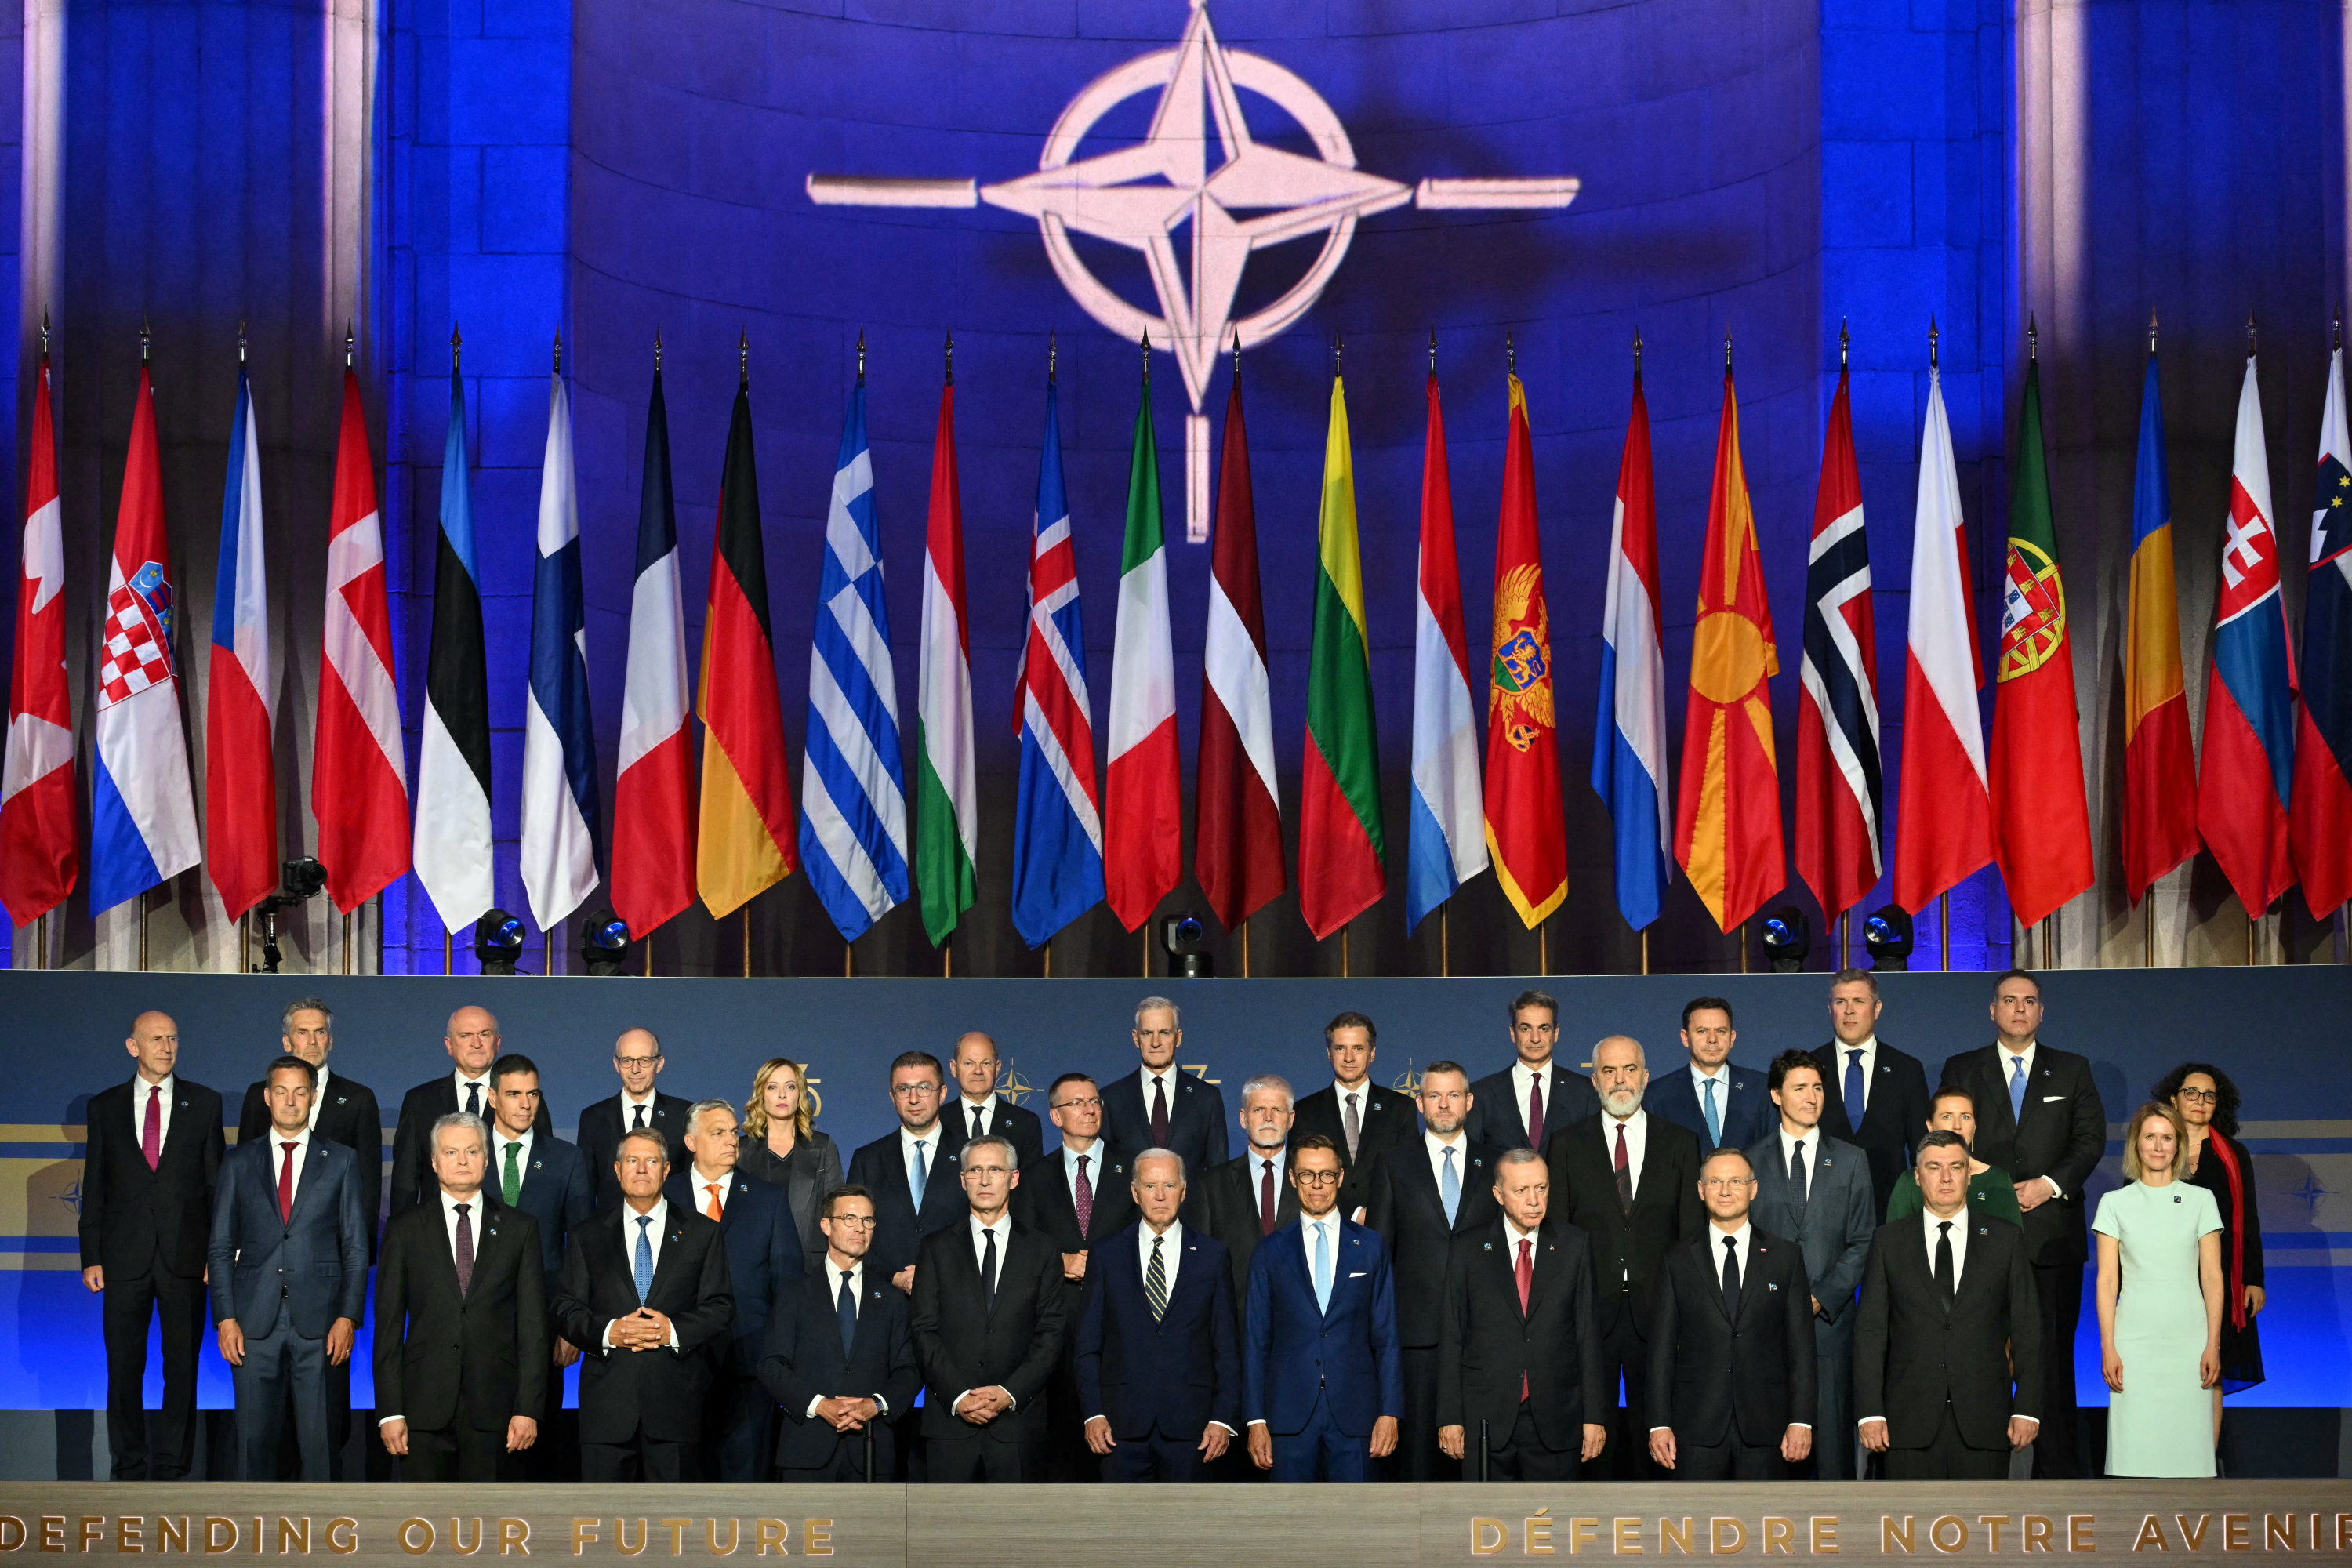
[1832,1036,1878,1116]
[1298,1212,1341,1274]
[1690,1060,1732,1101]
[451,1069,494,1120]
[306,1065,332,1131]
[689,1164,731,1221]
[1059,1139,1103,1201]
[956,1093,1001,1142]
[1247,1145,1289,1207]
[1659,1221,1808,1432]
[135,1073,176,1146]
[1599,1107,1650,1192]
[263,1126,313,1216]
[1511,1060,1553,1141]
[619,1087,659,1129]
[493,1126,535,1189]
[1333,1080,1371,1124]
[899,1123,940,1207]
[379,1186,490,1429]
[1425,1128,1469,1192]
[1920,1206,1969,1283]
[808,1258,891,1418]
[1137,1217,1183,1298]
[1776,1125,1817,1189]
[1503,1214,1541,1256]
[605,1199,681,1350]
[956,1213,1019,1414]
[1139,1066,1181,1130]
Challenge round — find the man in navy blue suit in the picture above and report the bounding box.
[1647,998,1771,1156]
[760,1186,920,1482]
[669,1098,802,1481]
[1465,990,1601,1156]
[1076,1149,1239,1481]
[1102,997,1229,1189]
[485,1053,594,1477]
[208,1056,371,1480]
[1242,1135,1403,1482]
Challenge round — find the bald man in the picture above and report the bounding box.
[935,1032,1045,1170]
[80,1012,223,1479]
[580,1028,695,1213]
[389,1007,552,1220]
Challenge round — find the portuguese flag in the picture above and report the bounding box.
[1989,357,2094,927]
[1299,372,1385,941]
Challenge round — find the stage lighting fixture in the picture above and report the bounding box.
[475,908,527,976]
[1160,910,1214,978]
[1864,904,1915,972]
[1760,904,1811,973]
[580,908,632,976]
[250,857,330,975]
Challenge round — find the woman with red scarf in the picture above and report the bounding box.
[2156,1062,2266,1431]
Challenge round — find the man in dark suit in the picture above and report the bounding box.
[1365,1060,1500,1481]
[1102,996,1229,1184]
[388,1005,550,1221]
[80,1011,223,1480]
[1645,1148,1816,1480]
[760,1185,920,1482]
[1466,989,1600,1155]
[1647,997,1771,1156]
[1544,1035,1704,1479]
[579,1027,694,1214]
[1936,969,2105,1479]
[375,1112,549,1480]
[909,1134,1067,1481]
[935,1031,1045,1169]
[234,997,382,1479]
[1290,1011,1415,1222]
[1242,1136,1403,1482]
[1200,1074,1301,1312]
[1855,1131,2044,1480]
[209,1056,371,1480]
[1435,1148,1606,1481]
[1013,1072,1138,1480]
[1076,1149,1240,1480]
[1808,970,1932,1221]
[667,1098,802,1482]
[483,1052,594,1479]
[1744,1050,1875,1479]
[552,1127,736,1482]
[844,1051,967,1294]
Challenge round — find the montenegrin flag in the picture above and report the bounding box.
[612,359,695,939]
[1405,365,1484,933]
[2291,345,2352,916]
[0,349,75,925]
[2122,346,2199,904]
[914,365,977,949]
[1196,363,1285,933]
[1793,363,1882,927]
[1104,354,1181,932]
[205,363,278,921]
[1300,371,1385,942]
[1483,371,1566,927]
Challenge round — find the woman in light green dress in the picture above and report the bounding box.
[2094,1102,2224,1478]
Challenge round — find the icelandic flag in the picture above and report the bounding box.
[1010,378,1105,947]
[1404,368,1485,931]
[612,361,695,938]
[91,363,201,913]
[520,361,600,931]
[2292,347,2352,915]
[205,365,278,920]
[800,379,910,942]
[1592,369,1671,931]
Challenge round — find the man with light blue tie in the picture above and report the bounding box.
[1647,999,1771,1156]
[844,1051,968,1296]
[1806,971,1931,1221]
[1243,1136,1403,1482]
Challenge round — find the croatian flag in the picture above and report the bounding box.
[612,361,695,938]
[205,365,277,921]
[1404,368,1484,931]
[90,363,201,913]
[1592,368,1670,931]
[1010,377,1105,947]
[519,360,599,932]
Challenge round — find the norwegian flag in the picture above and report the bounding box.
[1794,364,1883,926]
[0,350,76,925]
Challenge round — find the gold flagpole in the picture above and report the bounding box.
[1940,892,1951,971]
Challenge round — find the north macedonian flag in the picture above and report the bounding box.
[1483,371,1566,927]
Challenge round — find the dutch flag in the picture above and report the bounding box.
[1592,366,1671,932]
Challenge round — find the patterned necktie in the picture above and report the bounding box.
[1439,1145,1461,1225]
[454,1203,475,1297]
[1844,1050,1865,1125]
[910,1140,928,1209]
[278,1142,299,1224]
[1526,1073,1545,1153]
[465,1080,481,1120]
[837,1271,858,1356]
[1613,1121,1633,1213]
[1311,1222,1332,1314]
[1145,1234,1168,1322]
[706,1182,724,1222]
[502,1141,523,1207]
[1259,1159,1276,1236]
[1515,1238,1534,1399]
[979,1225,998,1313]
[1721,1234,1740,1315]
[140,1086,162,1171]
[633,1214,655,1302]
[1150,1076,1171,1149]
[1344,1093,1362,1160]
[1790,1139,1807,1206]
[1073,1154,1093,1236]
[2009,1054,2027,1123]
[1702,1076,1721,1147]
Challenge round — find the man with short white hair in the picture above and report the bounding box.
[1201,1074,1300,1309]
[1102,997,1229,1187]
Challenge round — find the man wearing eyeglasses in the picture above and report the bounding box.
[1014,1073,1139,1479]
[579,1029,693,1213]
[760,1187,920,1482]
[844,1051,967,1297]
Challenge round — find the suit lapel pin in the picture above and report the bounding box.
[1483,1241,1493,1251]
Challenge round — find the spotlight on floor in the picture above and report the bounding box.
[1864,904,1915,972]
[475,908,526,976]
[1760,904,1811,973]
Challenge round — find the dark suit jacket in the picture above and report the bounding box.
[489,1131,594,1297]
[238,1071,382,1261]
[759,1264,920,1472]
[579,1091,696,1211]
[388,1074,552,1220]
[79,1076,224,1279]
[373,1199,549,1434]
[1544,1112,1704,1334]
[739,1130,844,1276]
[936,1096,1046,1170]
[1102,1067,1229,1182]
[1465,1062,1599,1154]
[1744,1130,1875,1351]
[844,1128,967,1282]
[1292,1080,1416,1218]
[1436,1219,1606,1453]
[1200,1149,1301,1312]
[909,1218,1067,1443]
[1853,1210,2044,1451]
[1936,1043,2106,1266]
[552,1203,736,1443]
[207,1134,371,1336]
[1809,1039,1932,1221]
[662,1167,803,1376]
[1363,1136,1502,1348]
[1647,1062,1773,1156]
[1075,1222,1240,1441]
[1241,1218,1403,1437]
[1646,1227,1817,1447]
[1012,1145,1138,1326]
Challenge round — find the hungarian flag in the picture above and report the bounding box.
[1793,365,1882,927]
[697,372,797,919]
[1674,365,1781,934]
[612,361,695,938]
[2122,347,2199,902]
[2292,346,2352,916]
[205,365,278,920]
[1105,358,1180,932]
[1300,371,1384,941]
[1195,367,1283,932]
[1988,357,2093,928]
[915,369,977,948]
[1406,366,1485,932]
[0,349,75,925]
[1483,371,1566,927]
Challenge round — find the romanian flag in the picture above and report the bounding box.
[1674,362,1783,933]
[1483,372,1566,927]
[697,370,798,919]
[1299,372,1385,941]
[2122,347,2199,903]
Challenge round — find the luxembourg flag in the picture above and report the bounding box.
[1404,365,1485,931]
[204,365,277,921]
[1592,365,1670,931]
[519,352,600,932]
[90,361,201,913]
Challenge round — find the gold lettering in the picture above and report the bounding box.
[1525,1512,1554,1558]
[1472,1522,1507,1559]
[278,1520,309,1556]
[204,1521,238,1555]
[36,1519,62,1555]
[498,1522,529,1557]
[703,1524,737,1559]
[2024,1520,2055,1555]
[752,1523,786,1560]
[800,1523,831,1561]
[2132,1519,2165,1553]
[452,1520,484,1558]
[571,1523,600,1559]
[2336,1519,2352,1553]
[119,1518,146,1555]
[2223,1518,2251,1554]
[1982,1519,2013,1555]
[0,1519,24,1553]
[1711,1520,1747,1556]
[616,1523,648,1559]
[1930,1519,1968,1555]
[1661,1522,1694,1557]
[1762,1521,1793,1558]
[2068,1519,2097,1555]
[252,1519,263,1557]
[1570,1521,1599,1557]
[1810,1520,1838,1557]
[657,1523,691,1558]
[397,1523,434,1558]
[77,1519,103,1554]
[326,1523,356,1558]
[1883,1519,1916,1555]
[1617,1519,1644,1555]
[2176,1519,2210,1554]
[161,1522,189,1555]
[2267,1519,2297,1552]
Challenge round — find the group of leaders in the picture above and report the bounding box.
[76,970,2265,1486]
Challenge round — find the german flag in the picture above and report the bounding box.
[697,365,797,917]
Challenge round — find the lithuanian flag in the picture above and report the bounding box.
[1300,372,1385,940]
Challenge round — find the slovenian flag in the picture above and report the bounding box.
[1593,365,1670,932]
[205,362,277,920]
[2292,345,2352,916]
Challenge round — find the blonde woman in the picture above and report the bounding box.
[741,1058,842,1272]
[2093,1102,2223,1478]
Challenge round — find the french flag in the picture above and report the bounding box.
[612,359,695,939]
[1592,367,1670,932]
[205,364,277,921]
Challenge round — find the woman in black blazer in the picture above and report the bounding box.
[2157,1062,2266,1418]
[739,1058,842,1272]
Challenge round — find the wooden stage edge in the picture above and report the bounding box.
[2,1483,2350,1566]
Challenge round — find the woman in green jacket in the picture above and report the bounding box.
[1884,1084,2024,1226]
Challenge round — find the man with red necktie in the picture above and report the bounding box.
[1014,1073,1137,1480]
[1467,990,1600,1155]
[1101,998,1229,1216]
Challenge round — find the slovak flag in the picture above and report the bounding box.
[204,365,277,920]
[90,361,201,913]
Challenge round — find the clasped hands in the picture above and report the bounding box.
[813,1396,880,1432]
[608,1308,674,1352]
[953,1385,1014,1425]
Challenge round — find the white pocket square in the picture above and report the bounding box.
[1348,1270,1367,1278]
[2042,1095,2066,1102]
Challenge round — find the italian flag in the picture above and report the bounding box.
[1105,357,1180,931]
[1301,372,1386,940]
[915,374,977,949]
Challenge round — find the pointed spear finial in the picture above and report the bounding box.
[1724,331,1733,375]
[653,325,662,373]
[2248,310,2258,359]
[2027,313,2038,362]
[1928,315,1940,372]
[140,314,151,364]
[40,309,49,359]
[739,328,750,388]
[2148,309,2158,355]
[451,321,462,371]
[1142,326,1151,380]
[1506,331,1515,377]
[1428,326,1437,376]
[944,328,953,387]
[1632,325,1643,379]
[1049,329,1058,385]
[1838,318,1849,370]
[2336,308,2343,354]
[241,321,250,365]
[553,327,563,376]
[856,327,866,385]
[1334,331,1343,377]
[343,319,354,368]
[1233,325,1243,381]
